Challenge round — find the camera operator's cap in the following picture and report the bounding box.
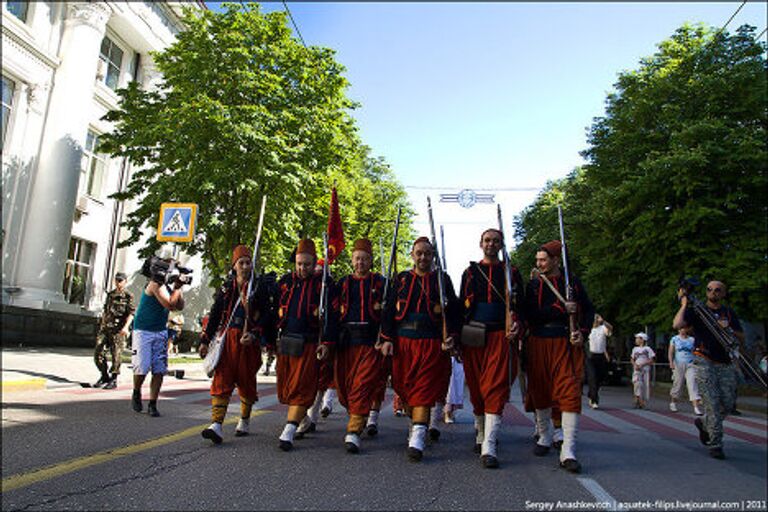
[635,332,648,341]
[231,245,252,267]
[540,240,562,258]
[114,272,127,281]
[297,238,316,258]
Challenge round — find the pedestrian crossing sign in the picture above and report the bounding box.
[157,203,197,242]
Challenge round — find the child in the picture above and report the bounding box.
[631,332,655,409]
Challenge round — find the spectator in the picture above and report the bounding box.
[668,327,702,415]
[586,314,613,409]
[94,272,134,389]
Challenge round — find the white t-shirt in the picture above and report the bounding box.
[632,346,656,366]
[588,325,609,354]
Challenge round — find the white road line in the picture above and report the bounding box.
[577,477,619,511]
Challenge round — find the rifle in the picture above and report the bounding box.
[427,197,450,351]
[377,206,402,350]
[243,195,268,335]
[498,205,523,398]
[557,205,579,341]
[440,225,447,269]
[318,232,330,347]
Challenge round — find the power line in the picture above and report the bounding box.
[714,0,747,39]
[282,0,307,48]
[757,27,767,40]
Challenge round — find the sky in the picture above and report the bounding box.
[205,1,767,281]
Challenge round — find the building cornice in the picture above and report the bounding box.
[1,18,60,71]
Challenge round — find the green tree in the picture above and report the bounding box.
[100,3,410,285]
[514,24,767,333]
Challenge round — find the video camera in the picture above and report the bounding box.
[678,276,700,297]
[141,256,193,287]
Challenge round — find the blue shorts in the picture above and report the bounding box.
[132,329,168,375]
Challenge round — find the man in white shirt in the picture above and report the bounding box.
[586,314,612,409]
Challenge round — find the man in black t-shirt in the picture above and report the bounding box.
[673,280,744,460]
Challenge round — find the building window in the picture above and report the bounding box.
[5,1,29,22]
[81,130,108,199]
[62,237,96,306]
[99,36,124,90]
[1,75,15,152]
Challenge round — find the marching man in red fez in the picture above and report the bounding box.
[332,238,387,453]
[379,236,461,462]
[199,245,269,443]
[272,239,337,451]
[524,240,594,473]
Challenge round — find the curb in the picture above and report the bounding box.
[2,378,47,393]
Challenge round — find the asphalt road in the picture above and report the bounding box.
[2,375,766,511]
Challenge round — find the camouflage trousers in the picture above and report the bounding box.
[95,331,127,378]
[693,355,737,449]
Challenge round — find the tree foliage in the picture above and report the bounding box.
[100,3,411,285]
[512,24,767,333]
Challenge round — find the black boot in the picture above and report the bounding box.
[131,390,142,412]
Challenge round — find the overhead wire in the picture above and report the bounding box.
[282,0,308,48]
[713,0,748,40]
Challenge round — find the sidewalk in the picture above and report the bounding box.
[1,346,214,393]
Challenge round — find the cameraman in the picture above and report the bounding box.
[132,257,186,417]
[674,279,743,460]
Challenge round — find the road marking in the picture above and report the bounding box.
[577,477,619,511]
[1,410,270,494]
[2,378,46,393]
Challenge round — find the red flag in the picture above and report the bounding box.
[326,186,345,264]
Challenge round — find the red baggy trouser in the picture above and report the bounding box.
[318,356,335,392]
[371,356,392,406]
[391,336,451,408]
[526,335,584,413]
[277,342,320,407]
[211,327,261,402]
[335,344,384,416]
[462,330,517,416]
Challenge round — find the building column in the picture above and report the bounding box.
[13,2,111,308]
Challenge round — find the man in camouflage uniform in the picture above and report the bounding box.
[94,272,135,389]
[673,280,744,460]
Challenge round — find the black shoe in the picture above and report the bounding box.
[730,409,742,416]
[345,442,360,454]
[406,447,423,462]
[279,440,293,452]
[261,369,270,376]
[94,376,109,388]
[428,427,440,441]
[694,418,710,446]
[295,422,316,440]
[202,427,223,444]
[308,422,316,433]
[321,407,331,418]
[366,424,378,437]
[560,458,582,473]
[102,378,117,390]
[131,391,142,413]
[533,444,551,456]
[474,443,481,454]
[174,369,185,380]
[709,447,726,459]
[147,403,160,417]
[533,433,540,442]
[481,455,499,469]
[553,440,563,451]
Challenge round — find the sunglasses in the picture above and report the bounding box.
[706,287,723,292]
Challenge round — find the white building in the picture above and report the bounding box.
[2,1,205,341]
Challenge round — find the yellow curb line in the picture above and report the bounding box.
[1,378,47,393]
[2,410,270,493]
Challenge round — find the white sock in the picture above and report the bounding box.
[367,410,379,427]
[344,432,360,447]
[535,408,553,447]
[308,391,322,422]
[430,403,443,429]
[560,411,579,462]
[322,388,336,409]
[474,414,485,445]
[279,423,297,442]
[409,424,427,451]
[481,413,501,457]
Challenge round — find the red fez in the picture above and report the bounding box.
[353,238,373,255]
[297,239,317,258]
[231,245,252,267]
[540,240,562,258]
[412,236,432,250]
